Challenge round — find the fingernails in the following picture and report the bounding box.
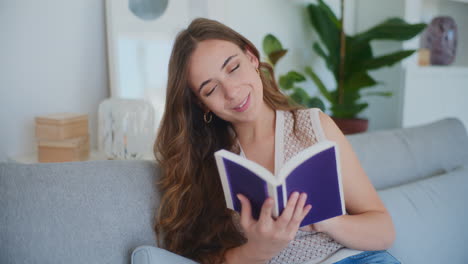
[236,194,242,201]
[292,192,299,199]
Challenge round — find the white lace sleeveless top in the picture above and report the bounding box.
[235,108,361,264]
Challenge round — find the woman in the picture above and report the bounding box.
[153,18,399,264]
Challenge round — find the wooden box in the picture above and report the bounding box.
[38,134,90,163]
[35,113,88,140]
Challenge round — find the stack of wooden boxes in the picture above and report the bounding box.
[35,113,90,163]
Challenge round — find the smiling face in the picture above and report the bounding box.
[188,39,267,125]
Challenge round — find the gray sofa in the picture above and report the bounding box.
[1,118,468,264]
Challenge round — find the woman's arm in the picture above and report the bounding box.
[311,112,396,250]
[224,244,266,264]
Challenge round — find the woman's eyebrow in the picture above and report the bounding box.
[198,54,239,93]
[221,54,238,70]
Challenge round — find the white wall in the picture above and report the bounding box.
[207,0,316,75]
[1,0,318,162]
[403,67,468,129]
[0,0,109,161]
[1,0,411,162]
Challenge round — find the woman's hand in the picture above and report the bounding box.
[236,192,312,262]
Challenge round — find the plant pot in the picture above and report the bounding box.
[331,117,368,135]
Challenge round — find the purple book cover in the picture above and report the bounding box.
[221,158,269,220]
[215,141,345,227]
[284,147,344,226]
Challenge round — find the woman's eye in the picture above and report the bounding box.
[230,64,240,73]
[206,86,217,97]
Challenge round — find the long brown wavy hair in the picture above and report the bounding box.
[154,18,303,263]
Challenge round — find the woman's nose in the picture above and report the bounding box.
[222,81,240,101]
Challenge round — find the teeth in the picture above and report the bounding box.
[235,96,248,109]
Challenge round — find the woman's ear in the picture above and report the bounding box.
[196,100,209,113]
[190,90,208,112]
[244,47,259,69]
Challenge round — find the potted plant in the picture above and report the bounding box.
[262,34,325,111]
[305,0,426,134]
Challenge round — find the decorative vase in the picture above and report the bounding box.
[421,16,458,65]
[331,117,369,135]
[98,98,155,160]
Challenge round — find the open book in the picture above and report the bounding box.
[214,140,345,227]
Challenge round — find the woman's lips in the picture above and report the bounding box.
[233,93,250,112]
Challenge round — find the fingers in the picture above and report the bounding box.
[287,193,312,230]
[237,194,253,228]
[278,192,312,229]
[276,192,300,226]
[302,204,312,219]
[237,192,312,233]
[258,197,274,224]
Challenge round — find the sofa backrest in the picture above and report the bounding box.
[0,160,160,264]
[2,117,467,263]
[347,118,468,190]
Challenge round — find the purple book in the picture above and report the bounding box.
[214,140,345,227]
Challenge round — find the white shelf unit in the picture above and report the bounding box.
[401,0,468,129]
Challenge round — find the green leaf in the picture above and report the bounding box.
[290,87,310,106]
[279,71,306,90]
[263,34,288,66]
[313,42,328,61]
[361,50,415,70]
[287,96,301,107]
[278,76,291,90]
[304,66,334,104]
[331,90,361,105]
[344,37,373,75]
[263,34,284,56]
[313,42,334,72]
[306,96,326,111]
[317,0,341,28]
[363,91,393,97]
[344,72,378,92]
[354,18,427,42]
[345,19,425,74]
[307,2,340,70]
[269,49,288,66]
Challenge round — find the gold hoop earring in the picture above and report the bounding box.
[204,111,213,124]
[255,68,260,75]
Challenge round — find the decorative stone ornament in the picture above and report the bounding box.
[421,16,458,65]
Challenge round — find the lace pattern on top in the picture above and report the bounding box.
[231,109,344,264]
[267,109,344,264]
[267,230,343,264]
[283,110,318,162]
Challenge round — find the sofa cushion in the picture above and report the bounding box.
[0,160,159,264]
[378,165,468,263]
[348,118,468,190]
[131,246,197,264]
